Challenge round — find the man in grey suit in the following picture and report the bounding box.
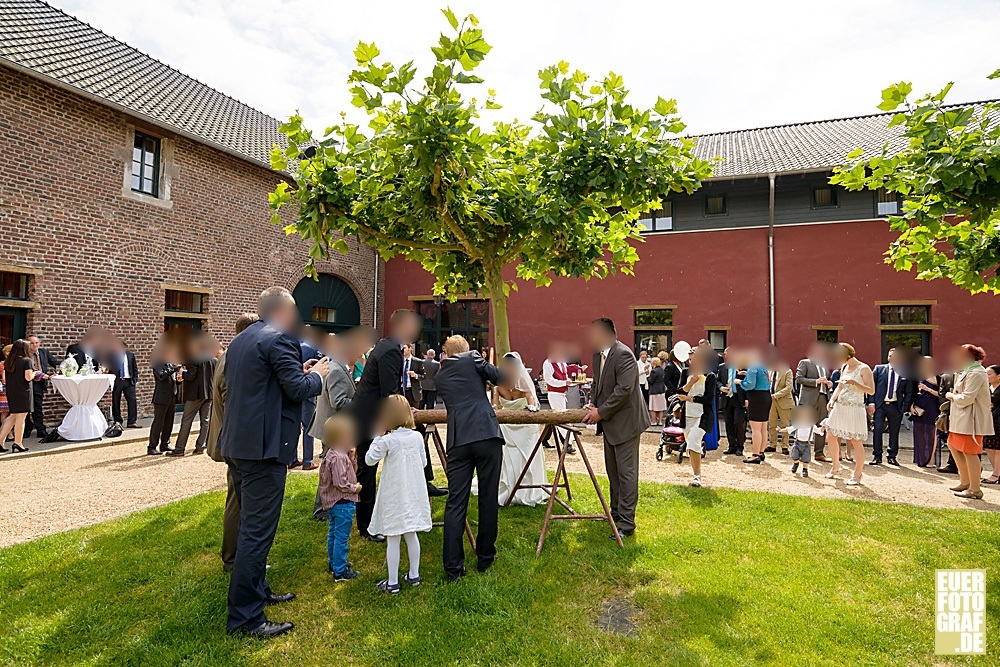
[795,342,834,462]
[310,333,360,519]
[583,317,650,538]
[418,349,440,409]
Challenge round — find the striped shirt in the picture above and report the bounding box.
[318,448,360,510]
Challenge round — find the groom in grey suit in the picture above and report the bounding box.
[583,317,650,537]
[796,342,834,461]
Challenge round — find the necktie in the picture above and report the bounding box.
[887,369,896,401]
[818,366,827,394]
[402,359,409,390]
[770,371,777,392]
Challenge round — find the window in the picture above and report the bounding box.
[634,308,673,326]
[635,331,672,357]
[816,329,839,343]
[876,188,900,216]
[416,298,491,356]
[707,330,727,351]
[705,195,726,216]
[165,289,203,313]
[880,305,930,326]
[812,187,837,208]
[638,201,673,233]
[881,331,930,361]
[132,131,160,197]
[0,272,29,300]
[311,307,337,323]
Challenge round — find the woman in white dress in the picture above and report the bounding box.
[494,352,548,506]
[825,342,875,486]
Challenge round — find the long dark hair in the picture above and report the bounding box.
[5,338,30,369]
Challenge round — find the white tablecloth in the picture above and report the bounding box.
[51,374,114,441]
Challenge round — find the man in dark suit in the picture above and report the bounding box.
[218,287,328,639]
[26,335,58,438]
[292,331,324,470]
[418,348,441,409]
[401,344,422,407]
[720,348,748,456]
[350,308,422,541]
[435,335,504,579]
[866,347,914,466]
[66,326,103,368]
[582,317,650,537]
[106,336,139,427]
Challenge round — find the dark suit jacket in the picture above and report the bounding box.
[66,343,91,369]
[435,350,502,451]
[351,337,404,442]
[218,320,323,464]
[419,358,440,391]
[31,347,59,391]
[402,356,422,402]
[592,340,650,445]
[866,364,914,411]
[151,362,179,405]
[663,362,683,396]
[108,350,139,386]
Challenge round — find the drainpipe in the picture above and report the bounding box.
[768,172,776,346]
[372,253,379,331]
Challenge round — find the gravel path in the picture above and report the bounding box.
[3,428,996,549]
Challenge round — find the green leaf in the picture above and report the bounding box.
[442,7,459,29]
[353,41,380,65]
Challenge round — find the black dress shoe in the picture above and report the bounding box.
[723,449,740,455]
[264,591,296,605]
[231,620,294,638]
[868,458,881,466]
[610,528,634,539]
[542,441,555,449]
[146,449,162,456]
[887,457,900,466]
[937,464,959,474]
[763,446,776,453]
[427,484,449,497]
[447,569,467,581]
[477,557,496,573]
[165,450,185,457]
[362,532,386,543]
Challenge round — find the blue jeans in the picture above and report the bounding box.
[327,501,355,575]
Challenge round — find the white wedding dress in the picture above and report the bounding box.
[497,396,549,506]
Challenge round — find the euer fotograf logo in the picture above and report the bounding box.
[936,569,986,655]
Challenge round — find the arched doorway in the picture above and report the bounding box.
[292,274,361,333]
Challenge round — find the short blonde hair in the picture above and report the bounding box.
[443,335,469,356]
[381,394,416,430]
[650,357,662,367]
[322,413,356,449]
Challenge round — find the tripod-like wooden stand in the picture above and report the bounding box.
[422,424,476,551]
[503,423,623,554]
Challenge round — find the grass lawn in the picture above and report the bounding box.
[1,473,998,667]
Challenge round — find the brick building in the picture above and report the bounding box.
[383,110,1000,373]
[0,1,380,418]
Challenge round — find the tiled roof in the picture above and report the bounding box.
[0,0,284,167]
[693,102,998,179]
[0,1,994,179]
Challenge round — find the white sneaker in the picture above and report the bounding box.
[824,472,836,479]
[690,475,702,488]
[846,477,861,486]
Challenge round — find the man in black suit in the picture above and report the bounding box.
[26,335,58,438]
[350,308,422,541]
[866,347,914,466]
[435,335,504,579]
[218,287,328,639]
[106,336,140,427]
[66,326,103,368]
[401,344,422,407]
[719,348,748,456]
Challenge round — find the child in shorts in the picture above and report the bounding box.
[781,406,825,478]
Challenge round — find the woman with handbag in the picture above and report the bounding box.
[945,344,995,499]
[909,356,940,467]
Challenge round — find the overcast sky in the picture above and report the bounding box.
[60,0,1000,136]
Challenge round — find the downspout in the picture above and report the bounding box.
[372,253,379,331]
[768,172,776,346]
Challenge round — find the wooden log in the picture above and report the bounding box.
[414,408,588,425]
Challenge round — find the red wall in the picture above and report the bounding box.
[383,220,999,372]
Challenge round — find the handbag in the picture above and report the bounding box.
[935,408,949,433]
[911,405,925,417]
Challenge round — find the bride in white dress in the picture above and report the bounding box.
[825,342,875,486]
[494,352,548,506]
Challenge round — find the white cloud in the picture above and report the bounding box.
[59,0,1000,135]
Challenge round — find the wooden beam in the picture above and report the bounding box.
[811,325,844,331]
[160,309,212,321]
[161,283,214,295]
[414,409,588,425]
[876,324,938,331]
[629,304,678,310]
[874,299,937,306]
[0,263,43,276]
[0,298,39,310]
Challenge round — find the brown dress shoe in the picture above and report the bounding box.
[301,462,319,471]
[814,454,831,462]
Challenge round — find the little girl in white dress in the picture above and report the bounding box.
[365,395,433,594]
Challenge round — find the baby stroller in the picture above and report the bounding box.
[657,394,687,463]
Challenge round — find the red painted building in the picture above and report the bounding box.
[383,113,999,373]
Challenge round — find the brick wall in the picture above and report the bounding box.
[0,65,381,422]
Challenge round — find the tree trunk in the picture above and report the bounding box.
[484,263,511,357]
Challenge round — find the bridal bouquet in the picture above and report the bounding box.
[59,355,79,378]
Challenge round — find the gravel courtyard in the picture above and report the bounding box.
[3,428,996,548]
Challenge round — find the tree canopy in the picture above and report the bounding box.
[831,71,1000,294]
[269,8,712,354]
